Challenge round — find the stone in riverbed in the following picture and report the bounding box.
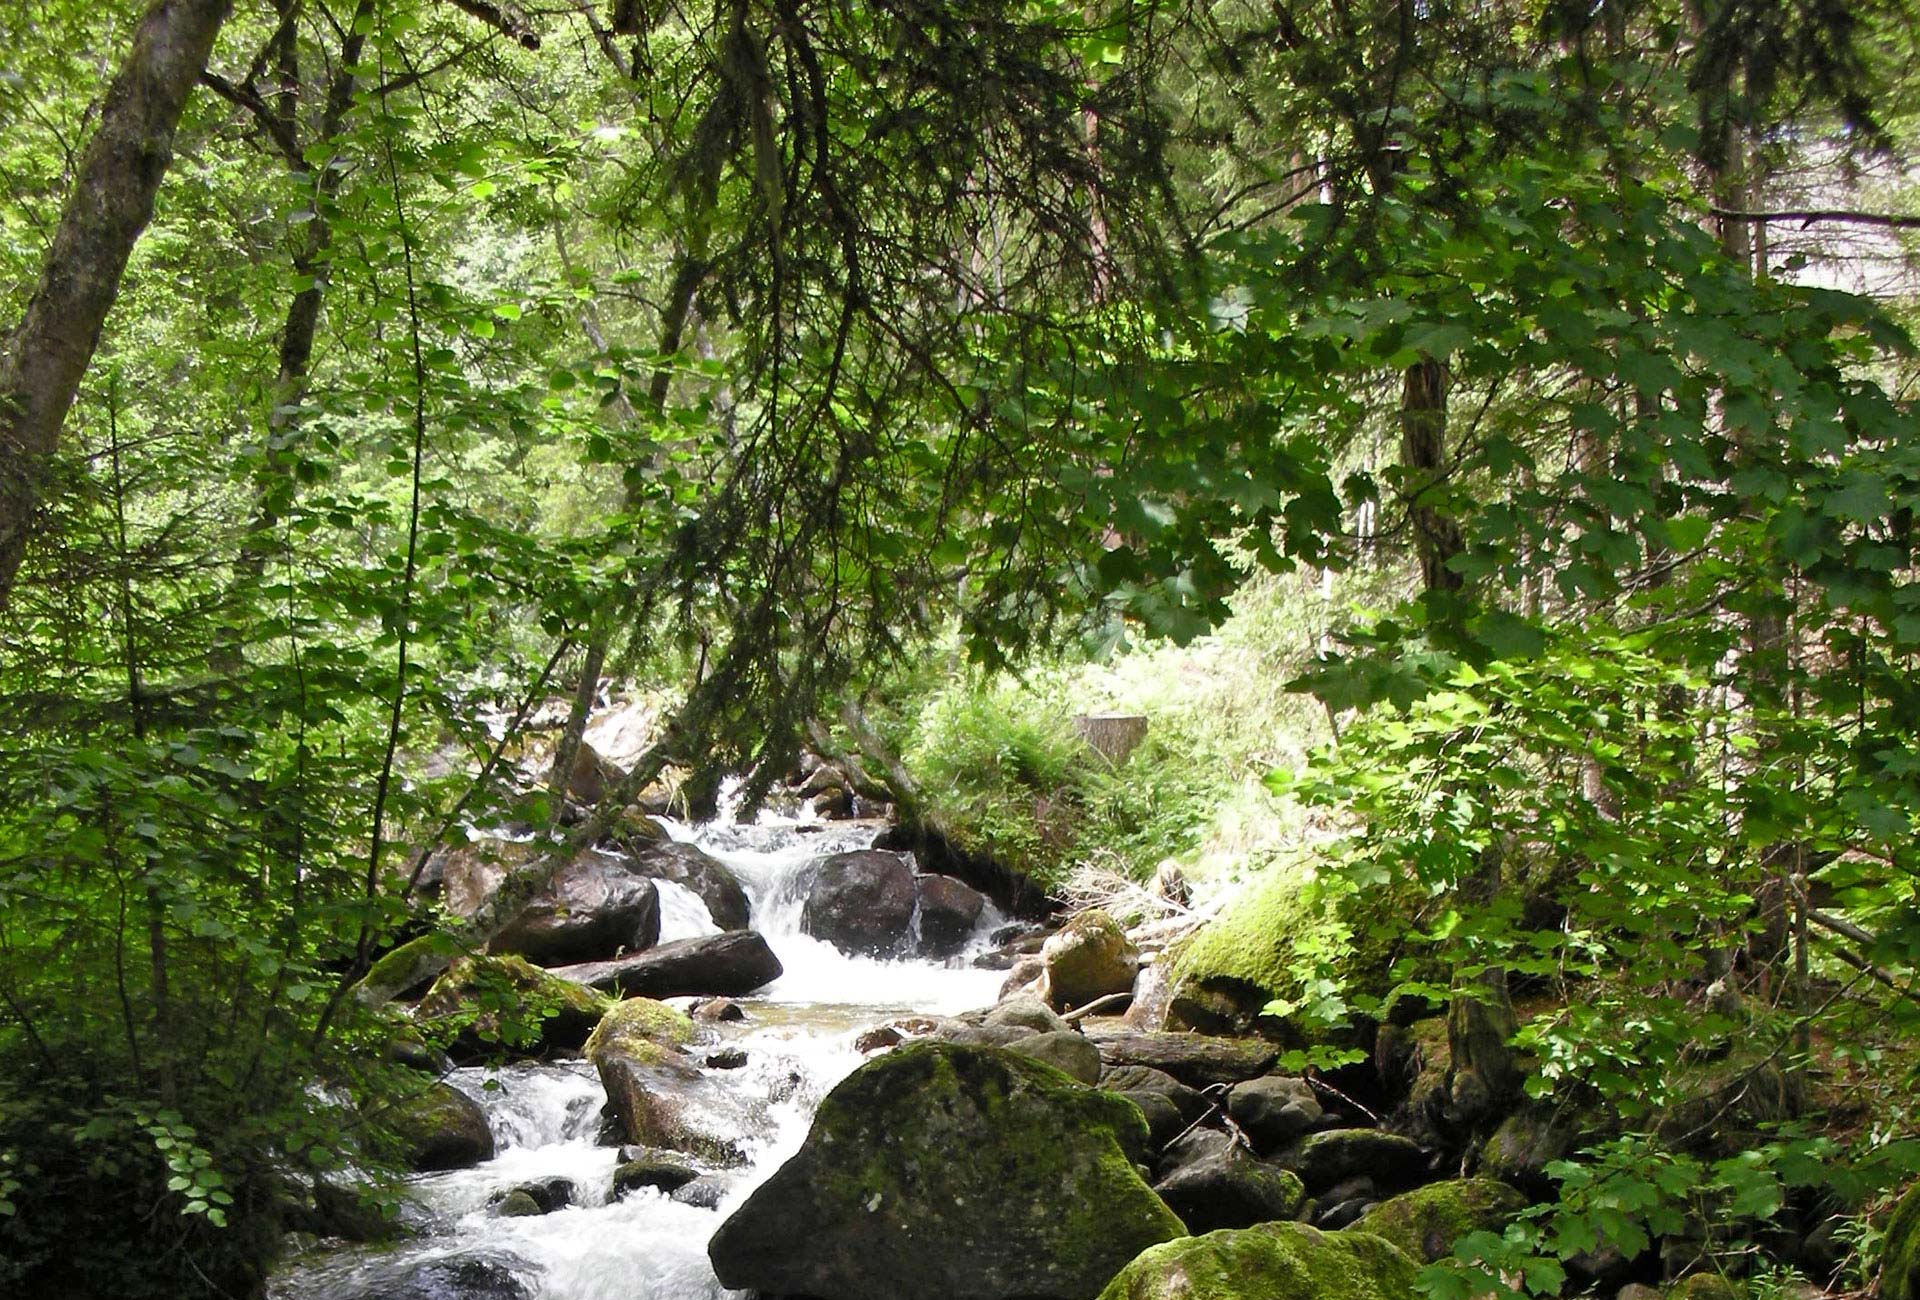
[436,839,663,966]
[708,1041,1185,1300]
[801,849,917,957]
[325,1252,533,1300]
[1152,1129,1307,1233]
[1096,1220,1418,1300]
[1084,1027,1278,1089]
[385,1081,495,1172]
[623,840,752,932]
[1228,1075,1324,1153]
[549,931,782,999]
[585,997,754,1164]
[1039,909,1140,1012]
[917,873,988,955]
[415,953,611,1060]
[1279,1128,1429,1194]
[1350,1178,1529,1263]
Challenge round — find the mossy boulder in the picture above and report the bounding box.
[1281,1129,1428,1194]
[1886,1181,1920,1300]
[1350,1178,1529,1263]
[1040,909,1141,1012]
[586,996,749,1162]
[1665,1275,1741,1300]
[385,1081,494,1172]
[1097,1221,1418,1300]
[708,1041,1186,1299]
[416,954,611,1060]
[1169,869,1424,1043]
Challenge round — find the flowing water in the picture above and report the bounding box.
[274,807,1007,1300]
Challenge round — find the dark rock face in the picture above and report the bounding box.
[624,840,752,932]
[386,1082,496,1172]
[708,1042,1185,1300]
[439,841,662,965]
[1152,1129,1307,1233]
[612,1158,700,1199]
[1228,1075,1325,1153]
[916,873,988,955]
[492,852,661,966]
[550,931,783,999]
[801,850,917,957]
[1279,1128,1428,1194]
[1881,1180,1920,1300]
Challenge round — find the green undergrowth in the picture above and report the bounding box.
[878,572,1349,895]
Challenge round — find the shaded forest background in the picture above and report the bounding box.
[4,0,1920,1295]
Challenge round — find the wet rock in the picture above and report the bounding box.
[801,850,917,957]
[1351,1178,1529,1263]
[708,1042,1185,1299]
[586,998,754,1164]
[1096,1220,1418,1300]
[973,926,1049,970]
[916,874,988,955]
[612,1158,700,1199]
[415,954,610,1060]
[623,840,752,932]
[1124,1090,1190,1146]
[704,1047,748,1070]
[855,1025,905,1053]
[691,997,745,1022]
[1039,909,1140,1012]
[551,931,783,999]
[1085,1027,1278,1089]
[437,840,663,966]
[327,1253,533,1300]
[1124,961,1177,1031]
[490,1177,568,1217]
[1228,1075,1324,1153]
[1279,1129,1427,1194]
[672,1175,732,1209]
[386,1082,495,1172]
[1152,1129,1307,1233]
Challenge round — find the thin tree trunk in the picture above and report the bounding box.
[0,0,234,604]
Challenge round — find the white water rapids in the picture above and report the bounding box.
[274,808,1008,1300]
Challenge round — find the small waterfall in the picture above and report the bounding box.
[274,801,1008,1300]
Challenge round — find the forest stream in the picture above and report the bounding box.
[272,807,1009,1300]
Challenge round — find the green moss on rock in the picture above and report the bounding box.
[585,996,696,1060]
[709,1041,1184,1300]
[385,1081,494,1172]
[1350,1178,1529,1263]
[1665,1274,1741,1300]
[1888,1181,1920,1300]
[416,954,611,1058]
[1169,867,1424,1040]
[1098,1221,1418,1300]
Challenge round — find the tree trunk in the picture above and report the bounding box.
[0,0,234,604]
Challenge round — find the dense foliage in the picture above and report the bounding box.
[1,0,1919,1294]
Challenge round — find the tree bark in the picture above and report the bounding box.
[0,0,234,604]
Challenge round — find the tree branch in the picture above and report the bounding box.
[1710,205,1920,229]
[440,0,541,49]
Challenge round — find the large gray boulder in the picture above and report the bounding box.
[439,840,662,965]
[708,1042,1186,1299]
[385,1082,495,1172]
[801,850,917,957]
[550,931,782,999]
[917,873,989,954]
[1152,1129,1307,1233]
[585,998,757,1164]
